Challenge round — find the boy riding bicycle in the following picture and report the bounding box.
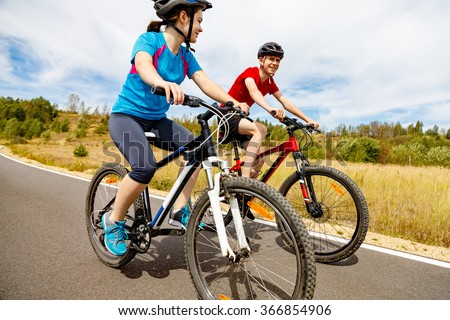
[222,42,320,178]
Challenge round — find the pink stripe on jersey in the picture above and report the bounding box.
[181,54,188,78]
[130,64,138,74]
[153,44,167,70]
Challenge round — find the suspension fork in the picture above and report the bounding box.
[203,158,249,261]
[293,152,319,215]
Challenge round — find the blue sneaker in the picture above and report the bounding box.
[168,205,190,229]
[102,212,128,256]
[169,201,204,230]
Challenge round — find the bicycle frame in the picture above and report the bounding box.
[125,99,250,260]
[228,120,318,214]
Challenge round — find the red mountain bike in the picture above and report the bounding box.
[224,116,369,263]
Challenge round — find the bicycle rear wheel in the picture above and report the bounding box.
[185,176,316,300]
[85,162,144,268]
[279,166,369,263]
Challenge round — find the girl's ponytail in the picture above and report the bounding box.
[147,20,167,32]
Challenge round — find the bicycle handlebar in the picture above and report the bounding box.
[269,110,319,133]
[151,86,203,107]
[151,86,252,122]
[281,116,321,133]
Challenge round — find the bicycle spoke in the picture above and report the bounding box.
[187,177,315,300]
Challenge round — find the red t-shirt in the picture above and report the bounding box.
[228,67,279,107]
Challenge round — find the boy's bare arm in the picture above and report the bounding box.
[244,78,285,119]
[274,92,320,127]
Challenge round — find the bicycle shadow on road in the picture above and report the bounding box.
[119,235,187,280]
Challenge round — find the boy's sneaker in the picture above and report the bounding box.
[168,204,190,229]
[169,201,205,230]
[101,212,128,256]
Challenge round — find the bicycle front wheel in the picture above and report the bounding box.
[279,166,369,263]
[185,176,316,300]
[85,162,144,268]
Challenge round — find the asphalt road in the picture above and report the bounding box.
[1,152,449,300]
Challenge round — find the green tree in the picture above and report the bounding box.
[23,97,58,123]
[393,122,406,136]
[425,125,439,137]
[414,121,424,136]
[3,118,21,139]
[22,118,44,138]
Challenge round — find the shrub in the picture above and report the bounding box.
[3,118,21,139]
[338,137,381,163]
[306,146,325,160]
[61,119,70,132]
[23,119,44,139]
[423,146,450,167]
[94,117,109,134]
[50,119,62,133]
[41,130,51,142]
[77,114,90,131]
[388,142,427,166]
[73,144,89,157]
[75,128,87,139]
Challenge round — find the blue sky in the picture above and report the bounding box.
[1,0,450,131]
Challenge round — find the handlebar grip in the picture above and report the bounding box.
[270,110,276,116]
[151,86,202,107]
[151,86,166,96]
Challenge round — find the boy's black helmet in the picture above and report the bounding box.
[257,42,284,59]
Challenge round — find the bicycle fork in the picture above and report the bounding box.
[293,153,324,218]
[203,158,250,261]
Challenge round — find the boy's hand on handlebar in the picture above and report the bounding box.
[308,121,320,129]
[270,108,285,121]
[234,102,249,115]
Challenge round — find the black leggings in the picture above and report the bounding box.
[108,113,194,184]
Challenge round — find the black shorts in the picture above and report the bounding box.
[219,114,251,146]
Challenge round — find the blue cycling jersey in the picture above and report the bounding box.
[112,32,202,120]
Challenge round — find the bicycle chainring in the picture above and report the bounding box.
[131,218,151,253]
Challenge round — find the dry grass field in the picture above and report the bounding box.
[1,118,449,261]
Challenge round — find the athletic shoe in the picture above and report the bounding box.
[101,212,128,256]
[168,204,190,229]
[169,202,204,230]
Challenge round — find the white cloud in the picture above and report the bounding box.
[1,0,449,129]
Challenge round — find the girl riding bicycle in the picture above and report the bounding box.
[222,42,319,178]
[104,0,248,256]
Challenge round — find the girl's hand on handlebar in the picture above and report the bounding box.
[154,80,184,105]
